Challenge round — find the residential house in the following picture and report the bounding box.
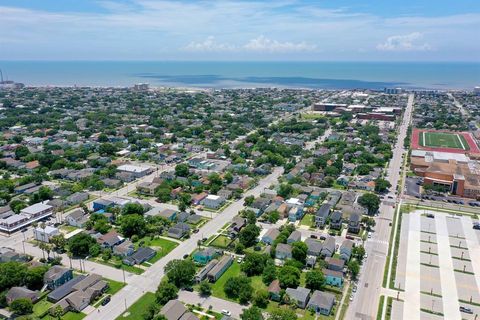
[66,192,89,205]
[340,240,353,261]
[92,199,114,212]
[6,287,39,304]
[44,266,73,290]
[307,291,335,316]
[195,259,218,283]
[268,280,281,301]
[65,209,88,228]
[33,226,60,243]
[330,211,343,230]
[320,237,336,258]
[113,240,135,257]
[323,269,343,287]
[227,216,246,239]
[348,213,361,234]
[285,287,310,309]
[97,230,124,249]
[262,228,280,245]
[168,223,190,239]
[305,238,323,257]
[275,243,292,260]
[315,204,332,228]
[0,247,26,263]
[136,182,160,196]
[325,257,345,272]
[287,230,302,244]
[160,300,199,320]
[192,192,208,205]
[218,189,232,200]
[193,248,219,265]
[202,195,225,209]
[123,247,156,266]
[288,207,304,222]
[207,255,233,282]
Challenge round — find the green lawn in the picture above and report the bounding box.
[138,237,179,264]
[210,235,234,249]
[116,292,156,320]
[300,214,314,227]
[33,299,53,317]
[105,278,126,295]
[210,261,242,300]
[90,257,145,275]
[420,131,469,150]
[59,225,78,233]
[43,312,86,320]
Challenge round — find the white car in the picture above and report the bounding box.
[222,310,232,316]
[368,232,372,239]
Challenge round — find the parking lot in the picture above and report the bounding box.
[391,209,480,320]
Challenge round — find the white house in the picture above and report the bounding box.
[33,226,60,243]
[202,195,226,209]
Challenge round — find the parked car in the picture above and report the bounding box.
[101,296,111,306]
[460,306,473,314]
[183,254,189,259]
[222,310,232,316]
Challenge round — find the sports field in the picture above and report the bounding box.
[419,131,470,150]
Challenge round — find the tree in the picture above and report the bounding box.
[224,275,253,303]
[348,260,360,278]
[50,234,67,253]
[291,242,308,264]
[164,259,196,287]
[268,211,280,223]
[241,306,264,320]
[278,266,300,288]
[241,253,269,276]
[25,266,49,290]
[15,146,30,160]
[68,232,99,257]
[156,187,172,203]
[52,305,64,319]
[98,143,117,156]
[269,307,298,320]
[358,193,380,215]
[0,262,27,291]
[122,203,145,215]
[305,270,325,290]
[120,214,146,238]
[199,281,212,296]
[277,184,294,198]
[252,289,269,308]
[175,164,189,177]
[10,298,33,315]
[244,195,255,206]
[239,224,260,247]
[374,178,392,193]
[356,164,371,175]
[352,245,366,261]
[155,282,179,305]
[262,263,277,285]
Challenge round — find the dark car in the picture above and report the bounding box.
[101,296,111,306]
[184,287,194,292]
[426,213,435,219]
[310,234,318,239]
[460,306,473,314]
[193,229,199,233]
[183,254,189,259]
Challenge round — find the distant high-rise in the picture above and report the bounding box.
[133,83,149,91]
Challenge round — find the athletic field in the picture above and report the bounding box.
[418,131,470,150]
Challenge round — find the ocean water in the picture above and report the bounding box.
[0,61,479,90]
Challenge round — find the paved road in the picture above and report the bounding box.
[346,93,414,319]
[402,211,421,319]
[87,167,284,320]
[178,291,245,319]
[305,127,332,150]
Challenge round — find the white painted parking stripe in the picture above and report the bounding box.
[403,212,421,320]
[435,213,462,320]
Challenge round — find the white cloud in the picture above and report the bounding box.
[183,36,235,52]
[243,36,317,52]
[376,32,432,51]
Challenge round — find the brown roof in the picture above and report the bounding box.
[268,279,281,294]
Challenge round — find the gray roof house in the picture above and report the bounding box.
[340,240,354,261]
[305,238,323,256]
[123,247,156,266]
[348,213,361,233]
[207,255,233,282]
[262,228,280,245]
[6,287,39,304]
[65,209,88,228]
[330,211,343,230]
[168,223,190,239]
[285,287,310,309]
[321,237,336,258]
[65,192,89,205]
[275,243,292,260]
[315,204,332,228]
[307,290,335,315]
[287,230,302,244]
[161,300,199,320]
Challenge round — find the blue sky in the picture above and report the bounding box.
[0,0,479,61]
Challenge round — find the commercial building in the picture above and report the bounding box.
[0,202,53,233]
[410,150,480,199]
